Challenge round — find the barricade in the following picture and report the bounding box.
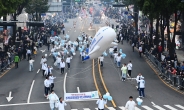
[0,54,15,74]
[144,49,184,91]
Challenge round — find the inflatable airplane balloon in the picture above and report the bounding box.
[84,27,118,60]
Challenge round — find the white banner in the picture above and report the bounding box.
[64,91,99,101]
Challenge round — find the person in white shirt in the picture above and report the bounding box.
[81,51,86,63]
[44,76,50,97]
[109,47,114,58]
[45,66,53,76]
[40,56,47,66]
[96,96,107,110]
[138,45,142,57]
[56,56,61,69]
[48,90,59,110]
[66,55,71,69]
[137,77,145,98]
[127,61,133,77]
[42,62,48,76]
[113,52,118,64]
[136,73,143,91]
[57,97,67,110]
[26,49,31,61]
[60,59,65,74]
[49,74,56,91]
[125,96,136,110]
[98,55,104,67]
[29,58,34,72]
[116,53,121,67]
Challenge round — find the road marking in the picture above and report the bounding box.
[153,105,166,110]
[142,105,154,110]
[119,106,125,109]
[164,105,178,110]
[77,87,80,93]
[37,69,40,73]
[175,105,184,109]
[151,102,156,105]
[107,107,116,110]
[0,99,98,107]
[6,91,13,102]
[27,80,35,103]
[127,78,136,79]
[83,108,90,110]
[98,60,117,107]
[135,107,141,110]
[71,109,78,110]
[63,73,67,93]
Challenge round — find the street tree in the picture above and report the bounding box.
[25,0,49,21]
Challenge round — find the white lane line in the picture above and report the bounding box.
[0,99,98,107]
[77,87,80,93]
[71,109,78,110]
[135,107,141,110]
[83,108,90,110]
[151,102,156,105]
[142,105,154,110]
[153,105,166,110]
[107,107,116,110]
[175,105,184,109]
[27,80,35,103]
[119,106,125,110]
[63,73,67,93]
[37,69,40,73]
[164,105,178,110]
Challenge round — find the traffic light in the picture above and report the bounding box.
[27,22,44,27]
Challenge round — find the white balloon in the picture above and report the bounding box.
[106,92,110,96]
[45,54,47,57]
[73,53,76,55]
[136,98,141,102]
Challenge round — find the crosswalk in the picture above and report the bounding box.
[71,104,184,110]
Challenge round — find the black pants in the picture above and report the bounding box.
[15,62,18,68]
[98,109,104,110]
[44,87,50,96]
[27,54,31,60]
[132,46,134,52]
[128,70,131,77]
[139,52,142,57]
[61,68,64,74]
[50,83,54,91]
[67,63,70,69]
[100,61,103,67]
[42,70,45,76]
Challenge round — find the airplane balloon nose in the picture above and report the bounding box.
[84,56,90,60]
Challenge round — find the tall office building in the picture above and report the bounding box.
[48,0,62,12]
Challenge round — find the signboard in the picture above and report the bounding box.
[64,91,99,101]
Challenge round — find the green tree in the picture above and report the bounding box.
[0,0,24,17]
[25,0,49,21]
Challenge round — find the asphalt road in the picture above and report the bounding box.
[0,17,184,110]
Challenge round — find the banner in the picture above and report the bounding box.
[64,91,99,101]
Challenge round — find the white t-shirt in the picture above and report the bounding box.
[127,63,132,70]
[66,57,71,63]
[125,100,136,110]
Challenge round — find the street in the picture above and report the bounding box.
[0,16,184,110]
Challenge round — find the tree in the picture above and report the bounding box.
[0,0,24,17]
[25,0,49,21]
[11,0,31,21]
[123,0,139,35]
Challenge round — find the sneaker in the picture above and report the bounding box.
[139,96,142,98]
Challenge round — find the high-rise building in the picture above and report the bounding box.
[48,0,62,12]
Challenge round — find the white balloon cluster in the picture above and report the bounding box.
[136,97,143,106]
[103,92,112,101]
